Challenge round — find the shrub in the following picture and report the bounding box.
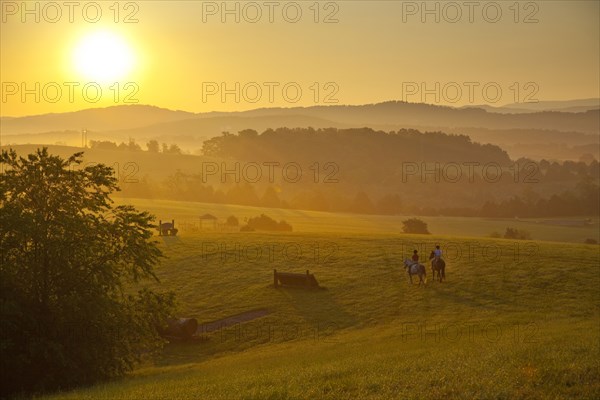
[503,227,532,240]
[584,238,598,245]
[402,218,430,234]
[244,214,293,232]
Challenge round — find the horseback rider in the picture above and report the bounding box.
[411,249,419,270]
[405,250,427,285]
[433,245,442,267]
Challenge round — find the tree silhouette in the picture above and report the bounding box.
[146,139,160,153]
[0,148,175,396]
[402,218,430,234]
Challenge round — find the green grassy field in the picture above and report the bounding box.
[36,217,600,399]
[116,197,600,244]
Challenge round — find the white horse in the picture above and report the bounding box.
[403,258,427,285]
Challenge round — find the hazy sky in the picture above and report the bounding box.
[1,0,599,116]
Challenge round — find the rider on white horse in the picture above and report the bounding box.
[405,250,426,284]
[411,250,419,271]
[412,250,419,265]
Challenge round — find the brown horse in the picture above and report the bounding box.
[429,251,446,282]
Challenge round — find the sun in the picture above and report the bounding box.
[72,31,135,83]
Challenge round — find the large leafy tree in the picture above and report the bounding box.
[0,148,175,396]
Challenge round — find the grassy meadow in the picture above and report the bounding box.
[35,198,600,399]
[4,3,599,397]
[116,197,600,244]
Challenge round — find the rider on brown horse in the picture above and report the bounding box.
[429,245,446,281]
[433,245,442,265]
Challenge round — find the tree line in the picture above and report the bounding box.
[116,172,598,217]
[90,139,183,154]
[107,127,599,217]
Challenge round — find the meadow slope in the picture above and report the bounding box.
[116,197,600,244]
[38,228,600,400]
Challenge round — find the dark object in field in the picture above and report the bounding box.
[158,219,178,236]
[161,318,198,339]
[273,269,319,289]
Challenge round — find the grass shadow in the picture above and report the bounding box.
[271,284,358,332]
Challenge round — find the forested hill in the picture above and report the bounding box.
[202,127,511,166]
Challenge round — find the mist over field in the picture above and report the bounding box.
[1,1,599,399]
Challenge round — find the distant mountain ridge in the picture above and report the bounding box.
[464,98,600,114]
[2,101,599,161]
[0,105,195,135]
[1,100,599,136]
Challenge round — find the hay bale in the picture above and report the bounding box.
[163,318,198,339]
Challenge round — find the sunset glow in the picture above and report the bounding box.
[72,31,135,83]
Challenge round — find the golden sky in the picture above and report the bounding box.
[1,0,599,116]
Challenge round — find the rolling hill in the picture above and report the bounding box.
[465,98,600,114]
[120,198,599,244]
[0,105,195,135]
[2,101,599,137]
[2,100,598,162]
[37,225,600,399]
